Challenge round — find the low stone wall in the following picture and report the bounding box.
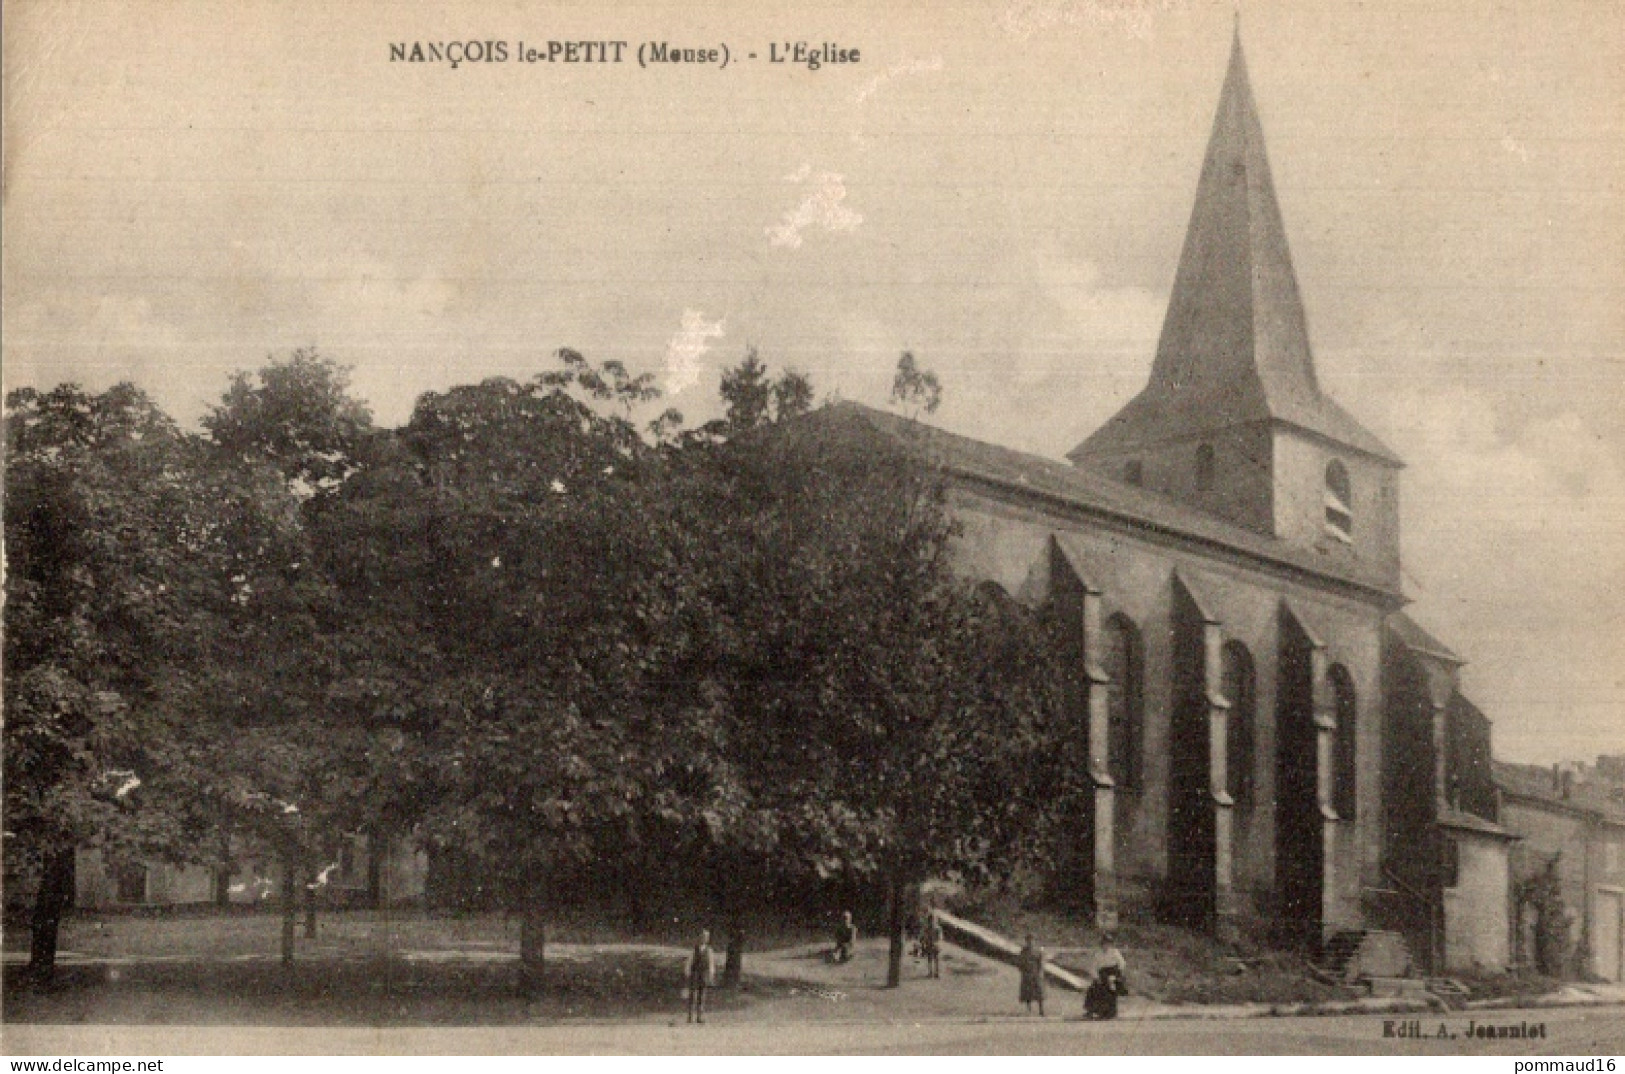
[935,910,1088,992]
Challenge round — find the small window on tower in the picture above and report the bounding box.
[1124,460,1143,486]
[1196,444,1215,491]
[1325,460,1353,542]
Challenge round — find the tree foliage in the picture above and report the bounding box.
[696,401,1066,938]
[890,350,942,416]
[7,348,1073,991]
[203,347,374,493]
[715,347,814,434]
[306,357,736,914]
[3,382,327,973]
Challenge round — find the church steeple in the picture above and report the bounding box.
[1069,35,1401,576]
[1070,32,1396,468]
[1156,27,1319,407]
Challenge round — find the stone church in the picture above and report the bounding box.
[826,33,1511,973]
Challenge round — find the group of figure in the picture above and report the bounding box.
[685,915,1128,1025]
[1019,931,1128,1020]
[833,908,942,977]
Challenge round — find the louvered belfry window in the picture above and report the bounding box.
[1324,459,1353,541]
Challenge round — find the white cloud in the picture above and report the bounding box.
[852,55,944,105]
[8,292,184,354]
[1032,249,1164,358]
[662,309,726,394]
[1384,388,1624,572]
[1023,248,1165,410]
[998,0,1180,41]
[87,295,185,350]
[767,168,863,249]
[3,291,192,406]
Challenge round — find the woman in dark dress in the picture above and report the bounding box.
[1084,933,1127,1020]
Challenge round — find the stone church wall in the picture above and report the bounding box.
[948,480,1386,934]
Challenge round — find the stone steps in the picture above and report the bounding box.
[1320,928,1416,983]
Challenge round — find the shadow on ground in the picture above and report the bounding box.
[2,954,801,1026]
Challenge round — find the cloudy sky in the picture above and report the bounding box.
[5,0,1622,763]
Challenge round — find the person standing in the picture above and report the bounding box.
[920,910,943,979]
[1084,932,1128,1020]
[833,910,857,964]
[1018,933,1046,1016]
[1095,932,1126,979]
[684,928,716,1024]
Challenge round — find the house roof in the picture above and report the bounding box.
[1069,32,1399,467]
[816,401,1403,601]
[1495,760,1625,825]
[1439,807,1519,840]
[1387,611,1464,665]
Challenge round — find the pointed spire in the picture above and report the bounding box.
[1070,33,1398,466]
[1152,23,1320,403]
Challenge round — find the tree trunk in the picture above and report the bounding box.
[280,852,297,965]
[886,875,906,988]
[723,926,746,988]
[304,858,318,939]
[366,831,383,909]
[711,851,746,987]
[519,896,546,997]
[27,844,76,984]
[215,828,233,908]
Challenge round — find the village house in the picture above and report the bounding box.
[1496,759,1625,981]
[1,835,427,916]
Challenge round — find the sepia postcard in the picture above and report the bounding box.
[3,0,1623,1059]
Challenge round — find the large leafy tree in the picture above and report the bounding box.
[197,350,381,959]
[3,384,316,978]
[203,347,375,493]
[310,351,741,989]
[675,353,1071,987]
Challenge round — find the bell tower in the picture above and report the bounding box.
[1068,32,1402,584]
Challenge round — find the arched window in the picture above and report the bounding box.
[1325,460,1353,541]
[1196,444,1216,491]
[1124,459,1144,487]
[1221,641,1256,807]
[1329,664,1358,820]
[1101,613,1144,791]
